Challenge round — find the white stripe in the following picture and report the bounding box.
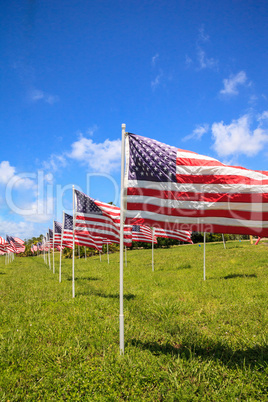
[126,209,268,228]
[176,164,268,181]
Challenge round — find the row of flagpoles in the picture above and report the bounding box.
[4,124,267,354]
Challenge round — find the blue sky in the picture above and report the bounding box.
[0,0,267,239]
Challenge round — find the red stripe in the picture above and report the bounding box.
[127,187,268,203]
[125,217,268,237]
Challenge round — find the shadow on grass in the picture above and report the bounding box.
[90,289,136,300]
[222,273,257,280]
[66,276,101,281]
[129,338,268,368]
[0,272,6,275]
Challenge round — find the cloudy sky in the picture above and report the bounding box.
[0,0,267,239]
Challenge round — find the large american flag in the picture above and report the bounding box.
[125,133,268,236]
[75,190,120,243]
[154,227,193,243]
[54,221,62,246]
[132,225,157,243]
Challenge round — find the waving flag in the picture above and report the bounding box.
[0,237,8,253]
[54,221,62,246]
[6,236,25,253]
[74,190,120,243]
[132,225,157,243]
[62,212,74,248]
[125,133,268,236]
[154,227,192,243]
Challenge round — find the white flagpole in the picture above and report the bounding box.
[119,123,126,355]
[59,211,64,283]
[152,228,155,272]
[203,232,206,281]
[222,233,226,249]
[107,243,109,264]
[72,185,75,298]
[48,230,51,269]
[125,245,127,266]
[53,221,55,274]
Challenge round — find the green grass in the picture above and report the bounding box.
[0,241,268,401]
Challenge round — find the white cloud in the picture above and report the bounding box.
[211,113,268,157]
[258,110,268,122]
[197,48,218,70]
[152,53,159,67]
[198,26,210,42]
[42,154,67,172]
[23,196,54,223]
[0,218,35,239]
[68,135,122,173]
[0,161,35,189]
[220,71,247,96]
[29,89,59,104]
[151,71,163,90]
[182,124,209,141]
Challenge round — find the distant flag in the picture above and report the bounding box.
[49,229,53,248]
[132,225,157,243]
[0,237,8,253]
[124,133,268,237]
[54,221,62,246]
[154,227,193,243]
[62,212,74,249]
[6,236,25,253]
[74,190,120,243]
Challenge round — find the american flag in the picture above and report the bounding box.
[62,212,74,249]
[53,221,62,246]
[125,133,268,237]
[132,225,157,243]
[75,190,120,243]
[154,227,193,243]
[37,242,43,251]
[74,231,103,252]
[6,236,25,253]
[48,229,53,248]
[0,236,9,253]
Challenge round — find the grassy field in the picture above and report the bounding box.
[0,241,267,401]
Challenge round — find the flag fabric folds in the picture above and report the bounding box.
[124,133,268,237]
[132,225,157,243]
[0,237,9,253]
[54,221,62,246]
[154,227,193,243]
[6,236,25,253]
[62,212,74,248]
[74,190,120,243]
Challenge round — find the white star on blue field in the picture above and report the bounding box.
[0,0,267,239]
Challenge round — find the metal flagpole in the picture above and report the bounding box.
[48,230,51,269]
[59,211,64,283]
[203,232,206,281]
[72,185,75,298]
[107,243,109,264]
[222,233,226,249]
[119,123,126,355]
[152,228,155,272]
[53,221,55,274]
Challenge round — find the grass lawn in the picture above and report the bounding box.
[0,241,267,401]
